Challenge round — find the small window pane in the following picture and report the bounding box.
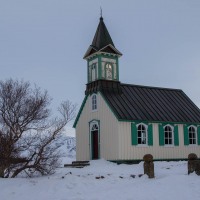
[188,126,197,145]
[164,126,173,145]
[137,124,147,145]
[106,63,112,80]
[92,95,97,110]
[92,124,98,131]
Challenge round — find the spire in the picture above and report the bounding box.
[83,16,122,59]
[91,17,115,50]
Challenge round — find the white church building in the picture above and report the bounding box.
[73,16,200,162]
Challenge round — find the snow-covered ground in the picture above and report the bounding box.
[1,157,200,200]
[1,138,200,200]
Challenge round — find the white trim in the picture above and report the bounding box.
[136,122,148,129]
[137,144,149,147]
[187,125,197,131]
[99,44,122,56]
[84,51,121,60]
[102,57,116,64]
[163,124,174,131]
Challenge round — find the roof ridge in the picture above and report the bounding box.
[121,83,182,91]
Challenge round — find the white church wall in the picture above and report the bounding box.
[118,122,200,160]
[76,93,119,161]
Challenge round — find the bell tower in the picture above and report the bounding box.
[84,17,122,95]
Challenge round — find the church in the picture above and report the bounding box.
[73,16,200,162]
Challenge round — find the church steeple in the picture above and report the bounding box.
[91,17,115,51]
[85,16,122,95]
[84,17,122,59]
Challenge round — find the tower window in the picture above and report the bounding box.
[105,63,113,80]
[91,94,97,111]
[91,64,97,81]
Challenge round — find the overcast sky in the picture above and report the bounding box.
[1,0,200,135]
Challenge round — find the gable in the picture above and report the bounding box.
[73,92,119,128]
[99,44,122,56]
[74,83,200,128]
[83,46,97,59]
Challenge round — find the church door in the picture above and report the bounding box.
[92,130,99,159]
[90,123,99,160]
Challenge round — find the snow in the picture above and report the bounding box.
[1,158,200,200]
[1,138,200,199]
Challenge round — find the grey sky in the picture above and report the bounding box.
[1,0,200,135]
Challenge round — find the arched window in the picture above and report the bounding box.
[137,124,147,145]
[188,126,197,145]
[91,64,97,81]
[164,125,173,145]
[91,94,97,111]
[105,63,112,80]
[91,123,99,131]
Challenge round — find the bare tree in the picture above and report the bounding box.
[0,79,76,178]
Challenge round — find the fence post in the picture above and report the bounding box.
[143,154,154,178]
[188,153,199,175]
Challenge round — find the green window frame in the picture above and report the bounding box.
[184,125,200,145]
[148,124,153,146]
[131,122,153,146]
[159,124,164,146]
[183,125,189,145]
[131,123,137,145]
[159,124,179,146]
[174,125,179,146]
[198,126,200,145]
